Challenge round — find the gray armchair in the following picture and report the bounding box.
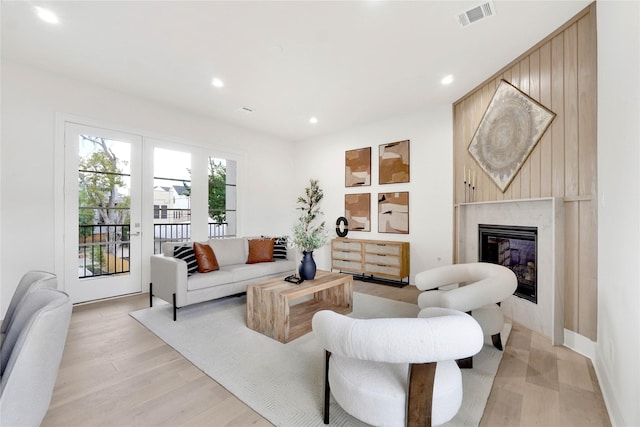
[0,288,72,427]
[1,270,57,339]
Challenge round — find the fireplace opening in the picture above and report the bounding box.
[478,224,537,303]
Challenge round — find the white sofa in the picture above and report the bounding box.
[150,237,296,320]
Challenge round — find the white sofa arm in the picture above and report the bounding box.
[150,254,188,308]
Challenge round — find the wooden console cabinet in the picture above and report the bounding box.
[331,238,410,285]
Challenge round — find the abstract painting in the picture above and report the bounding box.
[468,79,556,192]
[345,193,370,232]
[379,140,410,184]
[378,192,409,234]
[345,147,371,187]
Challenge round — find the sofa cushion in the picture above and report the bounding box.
[187,270,234,291]
[247,238,274,264]
[208,238,247,267]
[193,242,220,273]
[223,259,296,282]
[173,245,199,276]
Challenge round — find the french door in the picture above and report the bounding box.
[64,123,142,303]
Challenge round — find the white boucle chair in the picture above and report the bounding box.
[414,262,517,359]
[312,308,483,427]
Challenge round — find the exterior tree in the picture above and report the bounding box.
[78,135,130,257]
[182,158,227,223]
[208,158,227,223]
[78,135,130,225]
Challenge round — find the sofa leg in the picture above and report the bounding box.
[492,333,503,351]
[173,293,177,321]
[323,350,331,424]
[149,283,153,307]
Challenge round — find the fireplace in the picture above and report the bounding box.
[458,198,564,344]
[478,224,537,303]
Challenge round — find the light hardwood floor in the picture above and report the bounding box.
[41,282,610,427]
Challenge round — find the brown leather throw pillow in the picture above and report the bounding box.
[246,238,275,264]
[193,242,220,273]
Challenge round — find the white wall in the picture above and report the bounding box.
[294,107,453,282]
[0,61,298,316]
[596,2,640,426]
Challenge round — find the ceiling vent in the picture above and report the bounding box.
[237,107,254,114]
[457,1,496,28]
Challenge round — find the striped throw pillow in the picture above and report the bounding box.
[273,237,288,260]
[174,245,199,276]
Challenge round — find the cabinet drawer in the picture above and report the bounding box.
[333,240,362,252]
[365,263,401,278]
[365,253,400,266]
[333,250,362,262]
[333,259,363,273]
[364,243,400,256]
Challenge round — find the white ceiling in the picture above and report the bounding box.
[1,0,591,141]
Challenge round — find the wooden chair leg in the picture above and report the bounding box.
[323,350,331,424]
[491,333,503,351]
[456,356,473,369]
[406,362,436,427]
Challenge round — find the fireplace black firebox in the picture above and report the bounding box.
[478,224,537,303]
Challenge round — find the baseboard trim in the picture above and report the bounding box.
[563,328,596,360]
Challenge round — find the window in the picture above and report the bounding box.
[208,157,237,238]
[77,135,132,278]
[153,148,191,253]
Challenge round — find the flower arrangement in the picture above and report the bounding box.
[291,179,328,252]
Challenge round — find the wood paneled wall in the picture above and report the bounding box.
[453,4,597,340]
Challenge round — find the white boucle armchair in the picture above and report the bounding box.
[415,262,517,357]
[312,308,483,427]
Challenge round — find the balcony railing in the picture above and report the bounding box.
[78,223,231,279]
[78,224,130,279]
[153,222,229,254]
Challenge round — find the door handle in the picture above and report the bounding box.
[130,231,141,236]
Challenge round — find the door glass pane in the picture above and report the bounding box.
[208,158,236,238]
[153,148,191,253]
[78,135,131,279]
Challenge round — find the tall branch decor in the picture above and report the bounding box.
[292,179,328,280]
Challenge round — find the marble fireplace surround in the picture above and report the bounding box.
[457,198,565,345]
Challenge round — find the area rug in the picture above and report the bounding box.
[130,292,509,427]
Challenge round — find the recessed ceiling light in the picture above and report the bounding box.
[35,6,59,24]
[309,117,318,124]
[441,74,454,85]
[211,78,224,88]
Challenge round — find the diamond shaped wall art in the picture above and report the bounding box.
[468,80,556,192]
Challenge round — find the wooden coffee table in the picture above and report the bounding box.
[246,270,353,343]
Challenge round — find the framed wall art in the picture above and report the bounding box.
[378,192,409,234]
[468,79,556,192]
[344,193,370,232]
[379,140,410,184]
[345,147,371,187]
